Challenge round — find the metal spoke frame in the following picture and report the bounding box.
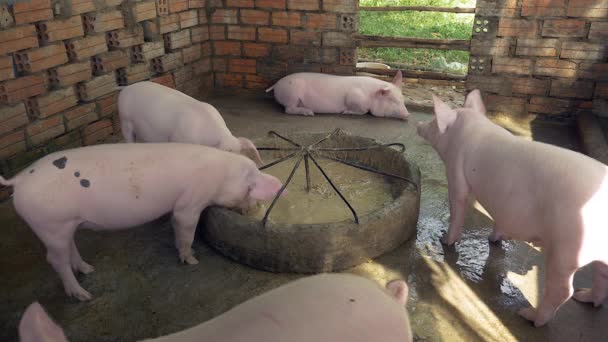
[255,129,416,227]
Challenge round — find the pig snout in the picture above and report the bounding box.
[19,302,68,342]
[250,172,285,201]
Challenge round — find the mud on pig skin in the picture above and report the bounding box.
[19,274,412,342]
[416,89,608,327]
[118,81,264,165]
[0,143,283,302]
[265,71,410,120]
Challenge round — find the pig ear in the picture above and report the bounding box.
[386,280,409,306]
[238,137,264,166]
[250,173,284,201]
[377,86,391,97]
[19,302,68,342]
[391,70,403,87]
[464,89,486,113]
[433,94,457,134]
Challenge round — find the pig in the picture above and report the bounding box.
[265,71,410,120]
[0,143,283,301]
[416,89,608,327]
[118,81,264,165]
[18,273,412,342]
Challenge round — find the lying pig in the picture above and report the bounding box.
[417,89,608,327]
[0,143,283,301]
[118,81,263,165]
[19,273,412,342]
[265,71,410,120]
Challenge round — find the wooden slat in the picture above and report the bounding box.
[356,67,467,81]
[359,6,475,14]
[354,34,470,51]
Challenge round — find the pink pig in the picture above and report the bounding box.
[417,89,608,327]
[0,143,283,301]
[19,274,412,342]
[118,81,263,165]
[265,72,410,120]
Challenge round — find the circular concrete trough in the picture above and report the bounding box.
[201,131,421,273]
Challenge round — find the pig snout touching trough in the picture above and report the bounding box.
[0,143,283,301]
[118,81,264,165]
[265,71,410,120]
[18,274,412,342]
[417,89,608,327]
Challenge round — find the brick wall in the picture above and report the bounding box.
[0,0,212,200]
[208,0,358,89]
[466,0,608,121]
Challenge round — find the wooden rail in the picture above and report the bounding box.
[356,67,467,81]
[359,6,476,14]
[354,34,470,51]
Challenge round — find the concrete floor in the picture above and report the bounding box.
[0,90,606,341]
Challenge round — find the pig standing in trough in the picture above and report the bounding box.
[0,143,283,301]
[118,81,264,165]
[266,71,410,120]
[417,89,608,327]
[19,274,413,342]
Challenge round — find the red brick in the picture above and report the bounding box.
[0,56,14,82]
[26,115,65,146]
[27,86,77,118]
[156,0,169,16]
[212,58,227,72]
[498,19,538,37]
[182,43,202,63]
[145,13,180,38]
[596,83,608,98]
[521,0,566,16]
[48,61,92,88]
[305,13,336,30]
[534,59,576,77]
[14,43,68,73]
[323,32,352,47]
[258,27,288,43]
[76,74,118,102]
[229,59,256,73]
[567,0,608,17]
[106,26,145,49]
[272,11,301,27]
[173,64,194,86]
[290,30,320,45]
[12,0,52,25]
[211,9,237,24]
[66,35,108,61]
[240,9,269,25]
[0,130,26,159]
[83,120,114,145]
[542,19,587,37]
[117,62,152,85]
[550,80,594,99]
[189,0,206,8]
[255,0,285,9]
[190,26,209,43]
[245,74,267,89]
[510,77,549,95]
[129,0,157,22]
[227,26,256,40]
[92,50,130,75]
[470,38,511,56]
[589,22,608,40]
[70,0,96,15]
[561,42,607,60]
[0,103,28,135]
[0,75,46,105]
[476,0,518,16]
[130,41,165,62]
[287,0,318,10]
[227,0,253,6]
[64,103,97,130]
[164,29,191,50]
[213,41,241,55]
[198,9,207,23]
[528,96,571,114]
[215,73,244,87]
[179,9,198,28]
[37,16,84,43]
[168,0,188,13]
[209,25,225,40]
[322,0,356,13]
[151,51,183,74]
[485,94,527,115]
[465,75,506,94]
[0,25,39,55]
[0,5,14,29]
[192,58,211,74]
[150,73,176,88]
[578,63,608,81]
[83,11,124,34]
[201,41,212,56]
[243,43,270,57]
[96,92,118,118]
[515,38,559,57]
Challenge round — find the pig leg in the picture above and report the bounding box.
[573,261,608,307]
[171,207,202,265]
[285,102,315,116]
[121,120,136,143]
[342,89,368,115]
[70,239,94,274]
[518,253,576,327]
[441,169,469,245]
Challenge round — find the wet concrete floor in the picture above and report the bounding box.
[0,90,606,341]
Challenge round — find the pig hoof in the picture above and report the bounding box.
[181,255,199,265]
[68,287,92,301]
[440,235,456,246]
[78,262,95,274]
[573,288,598,306]
[517,307,538,325]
